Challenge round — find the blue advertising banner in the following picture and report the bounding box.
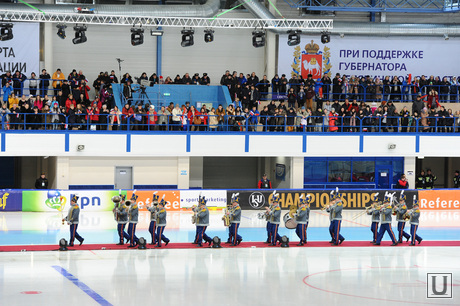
[0,190,22,211]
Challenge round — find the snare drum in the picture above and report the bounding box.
[283,212,297,229]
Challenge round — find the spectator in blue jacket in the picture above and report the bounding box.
[248,105,259,131]
[2,83,13,105]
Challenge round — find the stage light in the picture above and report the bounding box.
[444,33,449,40]
[59,238,68,251]
[138,237,147,249]
[287,30,301,46]
[131,27,144,46]
[321,32,330,44]
[252,30,265,48]
[181,29,194,47]
[212,236,222,248]
[72,25,87,45]
[280,236,289,248]
[0,23,13,41]
[56,24,67,39]
[204,29,214,43]
[150,29,163,36]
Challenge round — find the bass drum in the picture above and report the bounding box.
[283,212,297,229]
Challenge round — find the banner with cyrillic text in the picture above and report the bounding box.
[0,22,39,75]
[278,35,460,80]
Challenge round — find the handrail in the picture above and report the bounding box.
[1,112,458,133]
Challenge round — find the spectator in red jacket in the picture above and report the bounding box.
[395,174,409,189]
[187,105,201,131]
[147,105,157,131]
[258,174,272,189]
[65,94,77,112]
[122,103,134,130]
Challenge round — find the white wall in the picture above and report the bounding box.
[48,24,265,98]
[65,156,179,187]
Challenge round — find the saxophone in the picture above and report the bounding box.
[191,206,197,224]
[222,205,232,227]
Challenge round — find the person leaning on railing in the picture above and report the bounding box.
[110,106,121,131]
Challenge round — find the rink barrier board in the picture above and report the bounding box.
[1,189,460,212]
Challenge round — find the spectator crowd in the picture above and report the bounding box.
[1,68,460,132]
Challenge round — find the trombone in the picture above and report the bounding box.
[351,201,381,220]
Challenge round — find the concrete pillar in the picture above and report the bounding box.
[189,156,203,188]
[404,156,416,190]
[291,157,304,189]
[42,0,54,71]
[265,0,278,77]
[177,156,190,189]
[56,156,70,189]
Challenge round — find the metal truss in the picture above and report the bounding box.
[284,0,460,13]
[0,9,333,30]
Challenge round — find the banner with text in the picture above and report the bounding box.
[418,190,460,210]
[229,190,418,210]
[0,189,22,211]
[0,23,39,75]
[278,35,460,80]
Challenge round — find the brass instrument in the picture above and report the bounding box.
[191,208,197,224]
[351,201,382,220]
[222,205,231,227]
[288,204,297,218]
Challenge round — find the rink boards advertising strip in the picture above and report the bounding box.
[2,189,460,212]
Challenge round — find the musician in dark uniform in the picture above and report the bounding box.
[195,196,212,247]
[265,194,281,246]
[374,193,398,246]
[395,191,411,243]
[147,193,159,245]
[294,194,310,246]
[454,170,460,188]
[258,174,272,189]
[155,198,170,247]
[228,194,242,246]
[366,193,380,244]
[63,194,84,247]
[127,193,139,248]
[114,194,130,245]
[408,198,423,246]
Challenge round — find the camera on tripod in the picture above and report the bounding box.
[135,78,150,89]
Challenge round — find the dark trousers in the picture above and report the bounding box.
[156,225,169,247]
[410,224,422,244]
[329,221,334,240]
[266,221,272,241]
[148,220,157,244]
[128,223,139,246]
[195,226,211,246]
[229,223,242,245]
[370,221,379,243]
[376,223,397,244]
[270,223,281,245]
[117,223,129,244]
[295,222,308,242]
[69,224,83,246]
[397,221,411,242]
[331,220,344,244]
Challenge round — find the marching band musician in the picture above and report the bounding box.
[228,194,242,246]
[147,193,160,245]
[194,196,212,247]
[325,192,335,243]
[63,194,84,247]
[155,198,170,248]
[127,193,140,248]
[294,194,310,246]
[395,191,411,243]
[328,189,345,246]
[265,193,281,246]
[265,198,274,244]
[408,198,423,246]
[366,193,380,244]
[114,194,130,245]
[374,193,398,246]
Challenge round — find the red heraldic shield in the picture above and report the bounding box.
[301,54,322,79]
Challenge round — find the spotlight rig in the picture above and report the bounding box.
[287,30,301,46]
[0,23,13,41]
[131,27,144,46]
[204,29,214,43]
[252,29,265,48]
[72,25,87,45]
[56,24,67,39]
[181,29,194,47]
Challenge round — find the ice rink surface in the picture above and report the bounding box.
[1,210,459,306]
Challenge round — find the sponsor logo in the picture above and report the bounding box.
[0,193,9,209]
[248,192,265,209]
[291,40,332,79]
[45,190,66,211]
[427,273,453,299]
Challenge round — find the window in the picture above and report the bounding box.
[304,160,327,183]
[352,161,375,182]
[328,160,351,182]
